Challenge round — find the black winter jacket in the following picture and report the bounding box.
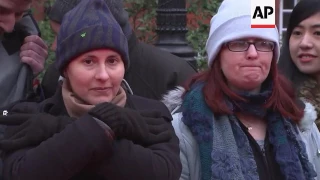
[1,86,182,180]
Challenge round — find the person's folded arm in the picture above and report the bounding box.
[93,122,182,180]
[2,114,113,180]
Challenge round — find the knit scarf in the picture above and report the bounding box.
[298,78,320,129]
[181,82,316,180]
[62,80,127,118]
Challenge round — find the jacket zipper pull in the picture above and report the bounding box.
[261,147,266,157]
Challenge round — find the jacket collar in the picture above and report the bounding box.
[41,83,69,116]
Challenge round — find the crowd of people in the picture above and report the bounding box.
[0,0,320,179]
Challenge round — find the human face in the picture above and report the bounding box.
[289,12,320,76]
[219,38,274,92]
[65,49,125,105]
[0,0,31,35]
[49,20,60,51]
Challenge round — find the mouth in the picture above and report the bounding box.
[298,53,317,62]
[90,87,112,91]
[240,65,260,68]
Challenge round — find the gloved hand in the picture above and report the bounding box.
[0,113,74,151]
[88,102,172,146]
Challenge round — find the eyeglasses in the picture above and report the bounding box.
[225,41,275,52]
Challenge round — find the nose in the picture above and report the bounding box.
[50,36,57,51]
[246,44,258,60]
[1,14,16,33]
[95,65,110,81]
[299,34,313,49]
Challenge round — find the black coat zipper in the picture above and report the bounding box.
[240,127,274,179]
[252,132,279,180]
[261,145,272,180]
[234,116,279,180]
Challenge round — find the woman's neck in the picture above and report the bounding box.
[229,85,261,94]
[236,113,267,140]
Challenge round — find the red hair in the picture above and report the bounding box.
[184,57,304,123]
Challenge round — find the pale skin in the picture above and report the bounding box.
[0,0,48,75]
[0,0,30,34]
[289,12,320,83]
[64,49,125,105]
[219,38,273,140]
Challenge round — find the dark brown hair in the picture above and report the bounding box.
[278,0,320,88]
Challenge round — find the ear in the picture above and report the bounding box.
[63,69,68,78]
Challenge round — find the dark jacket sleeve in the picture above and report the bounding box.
[92,121,182,180]
[3,116,181,180]
[2,114,113,180]
[3,93,181,180]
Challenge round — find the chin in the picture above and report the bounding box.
[299,68,320,75]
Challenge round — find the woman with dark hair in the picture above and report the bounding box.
[161,0,319,179]
[277,0,320,176]
[278,0,320,128]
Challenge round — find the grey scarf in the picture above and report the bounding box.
[182,82,316,180]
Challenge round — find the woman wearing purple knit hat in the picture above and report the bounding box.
[40,0,196,101]
[0,0,181,179]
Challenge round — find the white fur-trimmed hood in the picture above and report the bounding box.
[161,86,185,113]
[161,86,318,130]
[299,101,317,131]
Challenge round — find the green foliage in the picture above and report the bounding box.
[37,16,55,79]
[186,0,222,70]
[38,19,55,65]
[124,0,221,70]
[37,0,221,72]
[33,0,55,79]
[124,0,158,43]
